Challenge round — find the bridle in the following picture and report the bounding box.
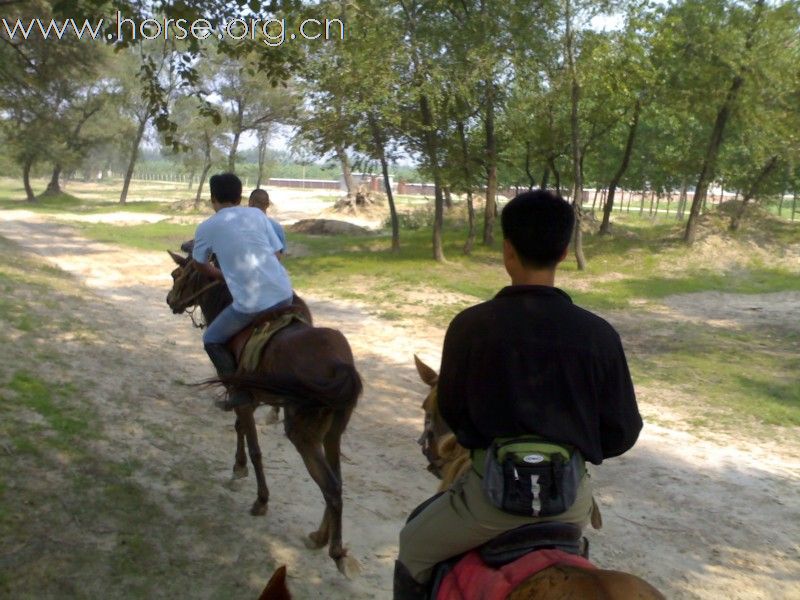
[172,278,223,314]
[169,259,223,317]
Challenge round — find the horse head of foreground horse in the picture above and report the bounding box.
[413,355,666,600]
[165,249,363,579]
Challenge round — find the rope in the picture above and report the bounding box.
[174,279,222,314]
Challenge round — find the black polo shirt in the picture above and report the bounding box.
[437,285,642,465]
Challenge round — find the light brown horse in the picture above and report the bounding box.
[413,355,665,599]
[166,251,362,578]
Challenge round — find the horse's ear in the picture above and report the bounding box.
[414,354,438,387]
[168,250,187,266]
[259,565,290,600]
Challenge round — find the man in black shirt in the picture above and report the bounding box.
[394,190,643,599]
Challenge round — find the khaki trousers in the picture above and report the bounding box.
[398,467,593,583]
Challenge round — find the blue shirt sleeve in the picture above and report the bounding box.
[192,220,212,264]
[270,219,287,252]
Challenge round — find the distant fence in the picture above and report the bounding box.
[110,171,797,220]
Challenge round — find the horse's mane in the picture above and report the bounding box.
[423,386,473,491]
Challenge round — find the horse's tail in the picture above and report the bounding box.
[218,362,362,409]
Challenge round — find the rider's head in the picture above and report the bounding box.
[501,190,574,277]
[209,173,242,209]
[249,188,271,211]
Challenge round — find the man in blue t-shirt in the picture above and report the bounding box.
[192,173,293,409]
[248,188,286,257]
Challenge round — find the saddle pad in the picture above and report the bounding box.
[237,313,309,374]
[436,548,595,600]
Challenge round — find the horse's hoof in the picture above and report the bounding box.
[304,531,328,550]
[224,478,246,491]
[250,499,268,516]
[232,464,248,479]
[336,555,361,580]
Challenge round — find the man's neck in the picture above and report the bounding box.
[510,270,556,287]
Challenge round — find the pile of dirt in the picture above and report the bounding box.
[328,191,387,218]
[287,219,372,236]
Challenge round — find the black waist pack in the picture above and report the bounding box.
[480,437,584,517]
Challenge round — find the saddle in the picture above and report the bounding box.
[226,295,310,368]
[430,522,589,599]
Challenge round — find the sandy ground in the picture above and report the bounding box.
[0,208,799,599]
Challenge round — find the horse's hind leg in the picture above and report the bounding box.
[232,417,248,479]
[236,406,269,516]
[287,410,358,579]
[306,408,352,550]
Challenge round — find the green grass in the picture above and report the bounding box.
[632,324,800,427]
[5,372,91,438]
[76,220,197,251]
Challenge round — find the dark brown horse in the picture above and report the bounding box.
[413,355,665,599]
[166,251,362,578]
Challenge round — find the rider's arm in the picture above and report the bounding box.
[598,333,642,459]
[191,223,224,280]
[437,312,484,448]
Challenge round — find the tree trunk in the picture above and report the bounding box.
[444,187,453,209]
[120,116,147,204]
[335,144,356,196]
[525,142,536,190]
[256,136,268,189]
[463,191,476,255]
[565,0,586,270]
[228,100,244,173]
[43,163,62,196]
[685,0,765,243]
[195,162,212,208]
[420,94,445,262]
[228,131,241,173]
[540,164,550,189]
[792,189,798,221]
[379,152,399,252]
[729,155,778,231]
[601,100,640,235]
[22,157,36,202]
[548,158,561,196]
[433,180,445,262]
[483,83,497,246]
[369,115,399,252]
[457,121,476,255]
[677,181,688,220]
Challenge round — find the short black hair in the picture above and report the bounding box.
[501,190,575,269]
[209,173,242,204]
[249,188,270,209]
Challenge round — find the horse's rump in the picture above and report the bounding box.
[221,325,362,409]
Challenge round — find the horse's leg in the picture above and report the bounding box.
[237,405,269,516]
[232,416,248,479]
[306,408,351,550]
[286,411,358,578]
[264,406,280,426]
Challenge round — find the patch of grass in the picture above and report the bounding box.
[6,372,91,438]
[76,220,197,251]
[632,325,800,427]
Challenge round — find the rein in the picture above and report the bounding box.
[174,278,223,314]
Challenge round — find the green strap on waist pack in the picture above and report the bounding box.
[471,436,582,477]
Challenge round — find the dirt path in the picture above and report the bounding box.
[0,210,798,600]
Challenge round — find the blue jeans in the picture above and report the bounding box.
[203,297,293,345]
